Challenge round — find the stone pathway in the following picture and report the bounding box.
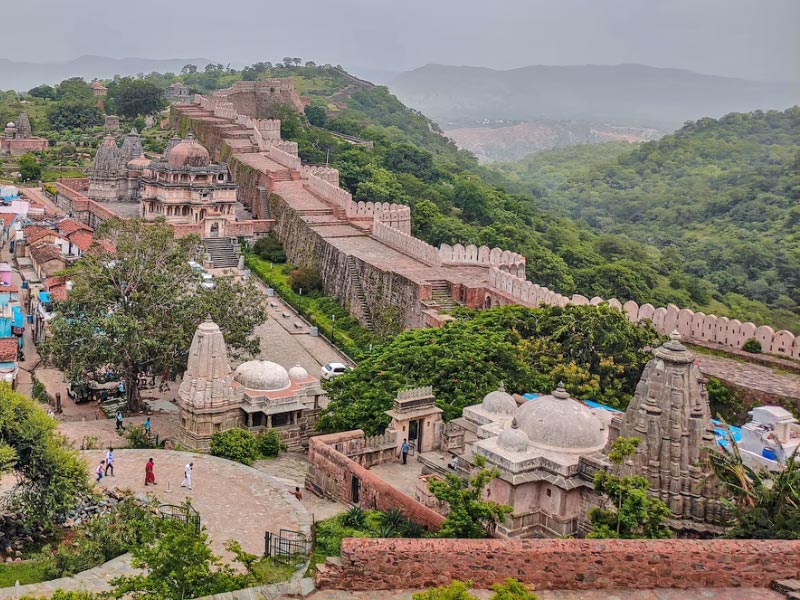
[695,354,800,402]
[302,587,782,599]
[0,553,133,600]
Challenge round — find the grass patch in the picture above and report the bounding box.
[246,254,378,361]
[251,557,299,584]
[0,560,48,587]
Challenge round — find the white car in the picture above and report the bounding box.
[321,362,348,380]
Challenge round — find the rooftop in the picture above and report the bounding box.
[0,338,18,362]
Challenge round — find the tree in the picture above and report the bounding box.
[0,384,88,525]
[57,77,93,101]
[304,105,327,127]
[181,64,197,75]
[18,152,42,182]
[111,514,244,600]
[40,219,267,411]
[252,235,286,263]
[305,61,317,67]
[28,84,58,99]
[428,455,512,538]
[108,77,164,119]
[587,437,671,539]
[48,102,103,130]
[292,57,302,67]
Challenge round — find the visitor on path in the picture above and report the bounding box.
[96,460,106,482]
[290,486,303,500]
[401,439,409,465]
[105,448,114,476]
[181,462,193,490]
[115,410,125,433]
[448,455,458,470]
[144,417,151,436]
[144,457,156,486]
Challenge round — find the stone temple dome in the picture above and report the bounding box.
[497,418,529,453]
[93,135,123,174]
[5,122,14,129]
[234,360,291,391]
[288,364,309,380]
[121,127,144,161]
[167,133,210,168]
[482,383,517,415]
[514,383,606,453]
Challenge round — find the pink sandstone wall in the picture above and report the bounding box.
[316,537,800,591]
[306,432,445,531]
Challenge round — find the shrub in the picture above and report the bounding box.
[742,338,762,353]
[125,425,156,449]
[380,508,407,530]
[288,267,323,294]
[490,578,539,599]
[253,236,287,264]
[413,580,477,600]
[257,429,281,459]
[210,429,259,465]
[341,506,366,529]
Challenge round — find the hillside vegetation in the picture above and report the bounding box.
[495,108,800,332]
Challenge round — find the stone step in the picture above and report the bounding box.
[774,580,800,594]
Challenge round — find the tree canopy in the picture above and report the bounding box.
[108,77,164,119]
[41,219,267,410]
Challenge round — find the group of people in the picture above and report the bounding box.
[114,411,151,436]
[95,453,193,490]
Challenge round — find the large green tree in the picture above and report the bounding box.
[108,77,164,119]
[18,153,42,182]
[41,219,267,411]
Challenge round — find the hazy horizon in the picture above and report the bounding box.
[1,0,798,83]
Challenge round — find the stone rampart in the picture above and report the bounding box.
[306,432,445,531]
[439,243,526,277]
[55,180,117,228]
[316,537,800,591]
[373,218,441,267]
[488,267,800,359]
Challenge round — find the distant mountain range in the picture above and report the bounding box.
[0,55,218,91]
[389,63,800,130]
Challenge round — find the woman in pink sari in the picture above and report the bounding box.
[144,457,156,485]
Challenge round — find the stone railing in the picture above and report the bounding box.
[303,165,339,186]
[263,142,301,170]
[235,114,281,140]
[306,431,445,529]
[303,169,353,212]
[373,218,441,267]
[488,267,800,359]
[316,538,800,592]
[439,243,526,277]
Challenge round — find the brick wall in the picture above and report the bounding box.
[306,432,445,531]
[316,537,800,591]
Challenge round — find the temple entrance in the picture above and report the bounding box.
[209,222,219,237]
[350,474,361,504]
[408,419,422,454]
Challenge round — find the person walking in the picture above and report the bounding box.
[144,457,156,486]
[181,462,193,490]
[401,438,409,465]
[96,460,106,482]
[105,448,114,477]
[143,417,151,437]
[115,410,125,433]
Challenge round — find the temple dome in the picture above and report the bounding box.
[482,383,516,415]
[234,360,290,391]
[5,122,14,128]
[121,128,144,160]
[93,135,123,174]
[497,418,529,453]
[514,383,606,453]
[167,134,210,167]
[288,364,309,380]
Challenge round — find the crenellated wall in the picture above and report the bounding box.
[439,243,526,278]
[372,218,441,267]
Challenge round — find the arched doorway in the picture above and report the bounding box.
[484,296,493,309]
[209,222,219,237]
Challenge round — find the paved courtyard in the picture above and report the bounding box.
[84,449,311,559]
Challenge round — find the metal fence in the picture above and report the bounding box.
[264,528,309,564]
[159,503,201,533]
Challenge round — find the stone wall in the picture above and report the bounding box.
[439,243,526,277]
[373,219,441,267]
[315,537,800,591]
[306,431,445,531]
[488,267,800,359]
[55,180,118,228]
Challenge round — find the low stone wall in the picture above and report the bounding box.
[306,431,445,531]
[439,243,526,277]
[373,219,441,267]
[316,537,800,591]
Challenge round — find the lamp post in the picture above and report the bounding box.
[331,314,336,345]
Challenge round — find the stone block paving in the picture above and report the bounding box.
[58,414,180,451]
[301,588,781,600]
[695,354,800,401]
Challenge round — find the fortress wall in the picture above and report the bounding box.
[317,537,800,591]
[373,218,441,267]
[440,242,526,276]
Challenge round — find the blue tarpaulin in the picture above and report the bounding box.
[39,291,51,304]
[12,306,23,329]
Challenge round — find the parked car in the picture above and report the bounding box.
[321,362,348,380]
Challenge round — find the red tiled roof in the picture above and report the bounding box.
[29,242,64,264]
[24,226,54,244]
[49,285,68,302]
[0,214,17,228]
[68,230,94,252]
[46,275,68,288]
[0,338,18,363]
[58,218,93,236]
[91,239,116,254]
[0,285,19,293]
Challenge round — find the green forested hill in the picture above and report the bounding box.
[494,108,800,332]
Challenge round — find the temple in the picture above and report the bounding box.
[177,319,325,451]
[2,112,49,155]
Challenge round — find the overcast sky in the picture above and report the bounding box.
[4,0,799,82]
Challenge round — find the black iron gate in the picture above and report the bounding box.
[159,503,201,533]
[264,528,309,563]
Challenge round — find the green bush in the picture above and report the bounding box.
[210,429,259,465]
[413,580,477,600]
[490,578,539,599]
[125,425,156,449]
[288,267,323,294]
[253,236,287,263]
[341,506,366,529]
[257,429,281,458]
[742,338,762,353]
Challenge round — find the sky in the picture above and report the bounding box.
[3,0,799,82]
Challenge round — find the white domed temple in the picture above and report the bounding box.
[178,319,325,451]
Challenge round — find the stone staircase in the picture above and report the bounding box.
[203,237,239,268]
[346,256,373,330]
[430,281,458,312]
[270,170,293,182]
[774,579,800,599]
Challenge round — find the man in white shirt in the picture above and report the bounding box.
[181,462,193,490]
[105,448,114,477]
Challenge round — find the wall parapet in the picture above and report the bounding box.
[316,537,800,591]
[440,243,526,277]
[373,219,441,267]
[306,432,445,530]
